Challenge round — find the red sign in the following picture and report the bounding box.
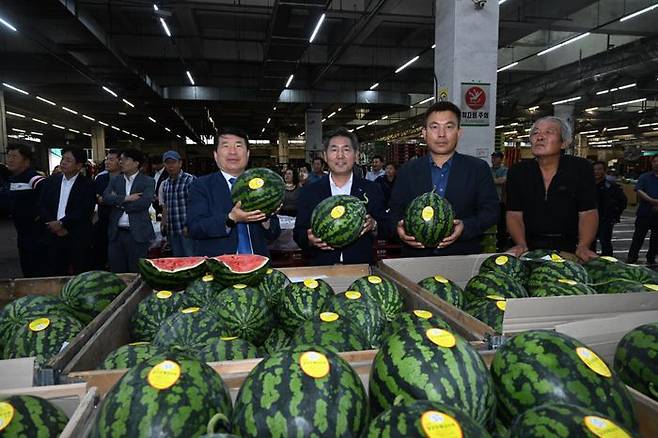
[464,86,486,110]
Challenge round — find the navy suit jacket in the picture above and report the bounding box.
[103,173,156,243]
[186,172,281,257]
[389,152,499,257]
[38,173,95,239]
[294,175,386,265]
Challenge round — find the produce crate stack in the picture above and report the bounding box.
[385,142,427,165]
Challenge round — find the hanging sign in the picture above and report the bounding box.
[461,83,491,127]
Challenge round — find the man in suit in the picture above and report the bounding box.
[187,127,280,257]
[39,147,96,275]
[103,148,155,273]
[389,101,499,257]
[92,149,121,269]
[294,127,385,265]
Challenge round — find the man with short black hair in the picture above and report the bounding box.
[161,150,196,256]
[366,155,385,181]
[308,156,326,184]
[591,161,626,257]
[627,155,658,264]
[187,127,280,256]
[92,149,121,269]
[491,151,509,251]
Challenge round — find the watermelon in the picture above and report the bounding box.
[99,342,159,370]
[262,327,292,355]
[464,295,506,333]
[594,279,658,294]
[60,270,126,322]
[205,254,269,287]
[2,314,83,365]
[0,295,76,345]
[478,254,528,285]
[0,395,69,437]
[276,278,334,334]
[417,274,464,308]
[91,354,233,437]
[310,194,366,248]
[130,290,186,342]
[257,268,290,307]
[490,330,636,431]
[152,308,224,355]
[212,284,273,346]
[369,324,494,426]
[184,275,224,308]
[403,191,454,247]
[529,279,597,297]
[366,399,492,438]
[230,167,285,216]
[232,344,369,437]
[381,309,451,341]
[348,275,404,322]
[291,312,370,353]
[463,271,527,304]
[583,256,629,284]
[526,260,589,291]
[198,337,261,362]
[620,264,658,284]
[520,249,562,263]
[614,322,658,401]
[508,403,635,438]
[325,290,386,348]
[138,256,207,290]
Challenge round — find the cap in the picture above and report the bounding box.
[162,150,181,161]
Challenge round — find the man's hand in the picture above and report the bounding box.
[124,193,142,202]
[360,214,377,236]
[438,219,464,248]
[46,220,63,233]
[507,244,528,257]
[575,244,598,263]
[307,229,333,250]
[229,201,267,223]
[55,228,68,237]
[396,220,425,248]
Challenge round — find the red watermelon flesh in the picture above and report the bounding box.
[205,255,270,286]
[137,257,208,290]
[214,255,269,273]
[148,257,207,272]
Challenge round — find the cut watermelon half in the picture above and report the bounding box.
[145,257,207,272]
[205,254,270,286]
[138,257,207,291]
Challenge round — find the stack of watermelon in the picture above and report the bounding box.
[0,394,70,436]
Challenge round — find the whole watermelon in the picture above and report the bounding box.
[0,295,77,345]
[619,264,658,284]
[463,271,527,304]
[381,309,451,342]
[230,167,285,216]
[138,256,207,291]
[529,279,597,297]
[60,270,126,322]
[526,260,589,291]
[257,268,290,307]
[3,314,83,365]
[583,256,629,284]
[366,399,492,438]
[233,344,369,437]
[276,279,334,334]
[417,274,464,308]
[184,275,224,308]
[325,290,386,348]
[464,295,506,333]
[291,312,370,353]
[369,324,494,426]
[130,290,186,342]
[99,342,159,369]
[478,254,528,285]
[594,279,658,294]
[262,327,292,355]
[91,354,233,437]
[614,322,658,402]
[205,254,269,287]
[212,284,273,346]
[198,337,261,363]
[520,249,562,263]
[404,191,454,247]
[310,195,366,248]
[152,308,224,355]
[348,275,403,322]
[508,402,635,438]
[0,395,69,437]
[491,330,636,431]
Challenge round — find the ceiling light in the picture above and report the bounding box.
[431,44,436,49]
[261,127,266,133]
[495,125,505,129]
[395,55,419,73]
[369,82,379,90]
[62,106,78,115]
[355,125,365,130]
[497,62,518,73]
[0,16,17,32]
[6,111,25,118]
[82,114,95,121]
[266,117,271,124]
[418,96,435,105]
[309,13,326,43]
[122,130,130,134]
[32,118,48,124]
[111,125,121,131]
[586,134,596,138]
[186,71,195,85]
[619,83,637,90]
[273,106,277,111]
[139,136,145,140]
[2,83,28,95]
[381,115,389,120]
[367,120,377,126]
[552,96,581,105]
[159,18,171,37]
[52,124,65,130]
[122,98,135,107]
[620,4,658,22]
[83,132,92,137]
[528,106,539,111]
[499,0,508,4]
[118,112,127,116]
[585,107,599,112]
[69,129,80,134]
[11,128,25,133]
[102,86,118,97]
[509,122,519,126]
[612,97,646,107]
[285,74,294,88]
[322,118,327,122]
[30,131,43,136]
[639,122,658,127]
[606,126,628,132]
[337,107,342,112]
[148,117,157,123]
[348,129,354,132]
[36,96,56,106]
[153,4,159,11]
[328,112,336,118]
[503,131,517,135]
[164,127,171,132]
[98,121,109,127]
[537,33,591,57]
[580,130,598,134]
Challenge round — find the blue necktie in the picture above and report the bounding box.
[229,177,253,254]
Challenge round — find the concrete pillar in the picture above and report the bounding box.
[435,0,499,161]
[304,108,323,162]
[553,103,576,154]
[0,90,7,163]
[91,125,106,162]
[278,131,289,165]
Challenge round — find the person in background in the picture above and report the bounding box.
[161,150,196,256]
[151,155,166,218]
[308,157,326,184]
[591,161,627,257]
[627,155,658,265]
[491,151,509,251]
[39,147,95,275]
[280,167,300,217]
[93,149,121,269]
[298,164,311,187]
[375,162,397,206]
[366,155,386,181]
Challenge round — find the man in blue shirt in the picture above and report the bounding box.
[627,155,658,265]
[161,150,196,256]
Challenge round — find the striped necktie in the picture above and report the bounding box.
[229,177,253,254]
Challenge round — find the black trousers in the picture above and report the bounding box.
[591,220,615,257]
[16,234,48,278]
[44,233,92,276]
[628,214,658,263]
[496,202,509,252]
[92,220,110,270]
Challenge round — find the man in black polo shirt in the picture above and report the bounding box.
[506,116,598,261]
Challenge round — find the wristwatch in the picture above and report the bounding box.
[225,216,236,228]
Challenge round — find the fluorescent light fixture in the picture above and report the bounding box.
[62,106,78,115]
[639,122,658,127]
[186,71,195,85]
[148,117,157,123]
[36,96,56,106]
[83,132,92,137]
[98,121,109,127]
[122,129,130,134]
[537,33,591,56]
[30,131,43,136]
[597,83,637,95]
[596,89,610,96]
[495,125,505,129]
[2,83,28,95]
[585,106,599,112]
[612,97,646,107]
[509,122,519,126]
[6,111,25,118]
[580,130,598,134]
[381,115,389,120]
[52,124,65,129]
[337,107,342,112]
[348,129,354,132]
[0,16,17,32]
[11,128,25,133]
[619,83,637,90]
[160,18,171,37]
[69,129,80,134]
[272,106,277,111]
[111,125,121,131]
[497,62,518,73]
[369,82,379,90]
[499,0,508,4]
[620,4,658,22]
[300,131,305,136]
[552,96,581,105]
[102,86,118,97]
[285,74,294,88]
[586,134,596,138]
[153,4,159,11]
[431,44,436,49]
[367,120,377,126]
[395,55,419,73]
[164,127,171,132]
[261,127,265,133]
[419,96,435,105]
[266,117,271,124]
[32,118,48,124]
[309,13,326,43]
[82,114,95,121]
[355,125,365,130]
[322,118,327,122]
[503,130,517,135]
[528,106,540,111]
[328,112,336,118]
[122,98,135,108]
[175,134,180,139]
[606,126,628,132]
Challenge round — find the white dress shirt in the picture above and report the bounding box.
[118,172,138,228]
[57,173,79,220]
[329,172,353,262]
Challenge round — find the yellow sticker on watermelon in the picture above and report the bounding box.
[147,360,181,390]
[303,279,319,289]
[495,255,509,265]
[644,284,658,291]
[248,177,264,190]
[433,275,449,284]
[422,206,435,221]
[220,336,238,341]
[202,275,214,282]
[233,284,248,289]
[576,347,611,378]
[29,318,50,332]
[496,300,507,311]
[413,310,433,319]
[368,275,382,284]
[583,416,630,438]
[426,328,456,348]
[420,410,463,438]
[558,279,577,286]
[181,307,200,314]
[156,290,173,299]
[299,351,330,379]
[345,291,362,300]
[600,256,618,263]
[320,312,339,322]
[330,205,345,219]
[0,401,15,432]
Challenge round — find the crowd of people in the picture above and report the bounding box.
[1,99,657,277]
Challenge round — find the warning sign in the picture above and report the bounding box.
[461,83,490,127]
